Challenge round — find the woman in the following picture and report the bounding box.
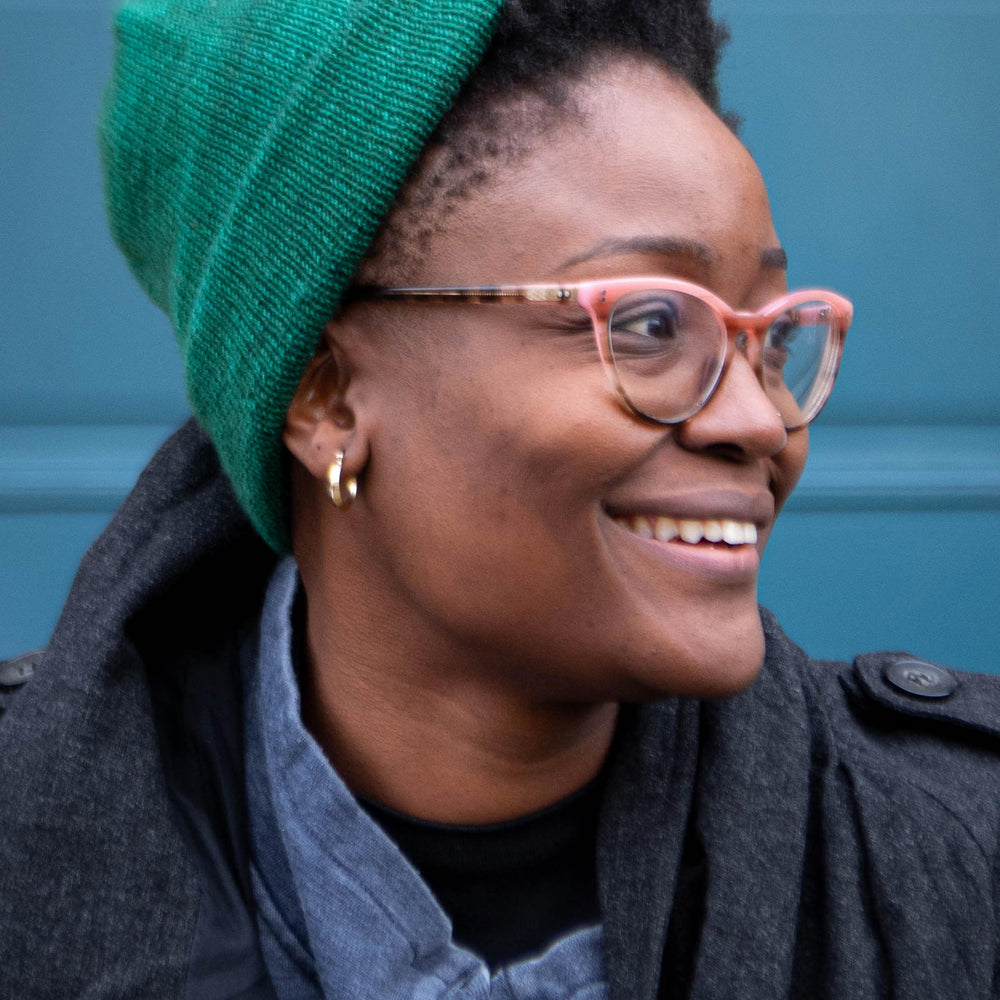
[2,0,999,997]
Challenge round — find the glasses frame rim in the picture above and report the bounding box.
[347,276,854,430]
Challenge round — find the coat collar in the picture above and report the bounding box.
[1,419,822,1000]
[599,613,816,1000]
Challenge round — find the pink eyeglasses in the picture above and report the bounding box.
[350,277,853,430]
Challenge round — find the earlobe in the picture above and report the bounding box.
[283,328,368,485]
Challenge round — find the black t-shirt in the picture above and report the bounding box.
[361,774,603,968]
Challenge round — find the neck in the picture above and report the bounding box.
[299,594,619,826]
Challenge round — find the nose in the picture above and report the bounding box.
[674,344,788,459]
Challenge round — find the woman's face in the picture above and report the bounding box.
[330,60,808,702]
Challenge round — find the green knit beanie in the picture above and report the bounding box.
[99,0,501,551]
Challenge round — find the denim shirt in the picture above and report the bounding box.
[244,557,608,1000]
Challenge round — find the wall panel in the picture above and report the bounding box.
[2,1,997,673]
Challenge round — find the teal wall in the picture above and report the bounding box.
[2,1,998,671]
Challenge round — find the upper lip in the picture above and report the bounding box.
[603,489,775,526]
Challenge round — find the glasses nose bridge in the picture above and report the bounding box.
[716,311,778,415]
[722,312,770,373]
[724,309,771,340]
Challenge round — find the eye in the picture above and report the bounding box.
[617,297,680,339]
[609,294,685,358]
[765,315,799,370]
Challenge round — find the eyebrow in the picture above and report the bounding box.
[558,236,714,271]
[760,246,789,270]
[557,236,788,272]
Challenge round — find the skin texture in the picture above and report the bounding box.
[283,59,809,823]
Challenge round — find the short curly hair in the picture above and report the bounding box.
[362,0,732,283]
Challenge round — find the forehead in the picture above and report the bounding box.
[412,60,781,296]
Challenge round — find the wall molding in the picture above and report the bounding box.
[790,425,1000,511]
[0,425,176,512]
[0,423,998,514]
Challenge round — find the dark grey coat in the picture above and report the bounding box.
[2,420,999,999]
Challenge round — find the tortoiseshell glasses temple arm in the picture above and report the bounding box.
[346,285,579,304]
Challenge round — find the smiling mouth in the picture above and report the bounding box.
[612,515,759,546]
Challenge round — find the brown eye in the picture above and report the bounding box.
[765,317,796,370]
[609,295,684,357]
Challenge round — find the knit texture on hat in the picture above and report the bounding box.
[100,0,501,551]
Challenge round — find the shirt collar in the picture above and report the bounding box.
[243,556,607,1000]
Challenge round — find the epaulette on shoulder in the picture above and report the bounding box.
[850,651,1000,742]
[0,649,44,720]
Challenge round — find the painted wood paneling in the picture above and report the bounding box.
[2,2,997,674]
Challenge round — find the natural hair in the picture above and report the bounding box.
[361,0,731,283]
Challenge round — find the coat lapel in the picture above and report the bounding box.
[598,699,701,1000]
[598,615,816,1000]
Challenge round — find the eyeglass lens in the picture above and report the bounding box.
[607,290,839,429]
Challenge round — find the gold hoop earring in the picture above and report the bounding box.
[326,449,357,510]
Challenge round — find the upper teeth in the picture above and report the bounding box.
[615,516,758,546]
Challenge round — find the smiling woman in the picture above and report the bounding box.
[1,1,999,998]
[283,65,805,823]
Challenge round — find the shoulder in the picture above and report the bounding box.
[0,640,202,996]
[807,645,1000,749]
[741,614,1000,994]
[0,422,277,996]
[761,605,1000,751]
[0,648,44,720]
[801,642,1000,774]
[762,610,1000,854]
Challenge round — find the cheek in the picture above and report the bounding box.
[361,347,631,632]
[753,428,809,556]
[376,332,620,511]
[772,428,809,517]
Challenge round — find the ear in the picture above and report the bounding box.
[283,322,369,484]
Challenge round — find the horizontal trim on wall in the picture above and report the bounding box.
[0,425,176,512]
[790,425,1000,511]
[0,424,998,514]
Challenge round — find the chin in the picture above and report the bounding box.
[620,606,767,703]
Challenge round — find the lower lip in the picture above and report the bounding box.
[608,519,761,582]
